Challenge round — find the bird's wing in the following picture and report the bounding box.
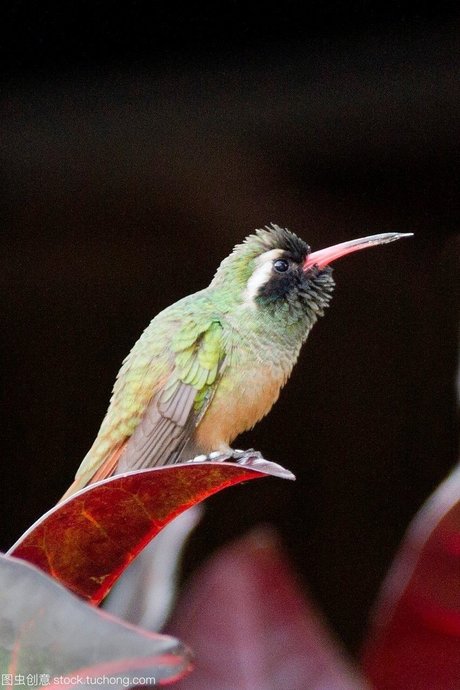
[116,317,225,471]
[63,307,226,502]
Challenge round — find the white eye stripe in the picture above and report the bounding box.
[244,249,284,305]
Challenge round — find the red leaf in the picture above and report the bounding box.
[0,553,192,688]
[166,527,368,690]
[362,465,460,690]
[9,458,294,604]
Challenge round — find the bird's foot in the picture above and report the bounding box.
[189,448,263,464]
[187,448,296,481]
[228,448,263,463]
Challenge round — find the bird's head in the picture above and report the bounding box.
[211,224,412,330]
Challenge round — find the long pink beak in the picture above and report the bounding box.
[303,232,413,270]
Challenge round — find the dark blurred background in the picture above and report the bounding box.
[1,1,458,653]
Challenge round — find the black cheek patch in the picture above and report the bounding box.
[256,271,300,303]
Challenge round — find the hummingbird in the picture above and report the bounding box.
[62,224,412,500]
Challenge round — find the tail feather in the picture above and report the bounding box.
[59,441,127,503]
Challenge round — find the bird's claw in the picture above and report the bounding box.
[230,448,263,463]
[188,448,263,464]
[188,451,226,463]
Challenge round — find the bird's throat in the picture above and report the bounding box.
[255,265,335,336]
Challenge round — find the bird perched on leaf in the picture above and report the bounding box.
[61,224,412,500]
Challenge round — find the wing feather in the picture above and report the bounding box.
[68,307,227,497]
[117,318,225,472]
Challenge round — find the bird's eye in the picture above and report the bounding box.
[273,258,289,273]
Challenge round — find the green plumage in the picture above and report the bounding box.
[66,224,335,497]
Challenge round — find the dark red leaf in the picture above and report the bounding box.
[166,527,368,689]
[362,466,460,690]
[9,458,294,604]
[0,553,192,688]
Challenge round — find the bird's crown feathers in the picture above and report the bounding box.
[211,223,310,289]
[247,224,310,261]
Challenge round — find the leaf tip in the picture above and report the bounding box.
[235,455,296,480]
